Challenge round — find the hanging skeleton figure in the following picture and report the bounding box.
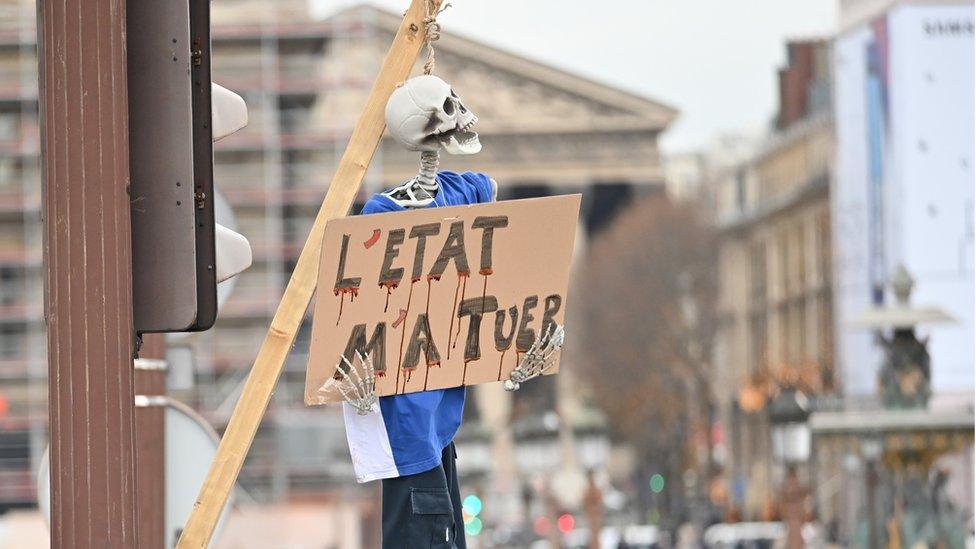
[382,74,484,207]
[334,74,566,414]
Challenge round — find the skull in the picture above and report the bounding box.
[385,75,481,155]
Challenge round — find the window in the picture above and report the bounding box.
[0,267,19,305]
[748,240,768,370]
[0,112,19,141]
[0,325,22,358]
[817,290,833,372]
[796,225,807,291]
[797,300,808,360]
[749,312,768,371]
[816,210,831,285]
[735,169,747,212]
[749,241,767,306]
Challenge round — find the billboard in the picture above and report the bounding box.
[833,3,974,396]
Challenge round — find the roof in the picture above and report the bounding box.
[333,4,679,130]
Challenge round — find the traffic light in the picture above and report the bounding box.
[650,473,665,494]
[533,516,550,536]
[214,223,251,284]
[557,513,576,533]
[126,0,250,333]
[211,83,248,142]
[462,494,483,536]
[211,83,252,286]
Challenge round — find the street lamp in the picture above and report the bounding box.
[769,389,812,548]
[769,389,811,464]
[860,433,883,549]
[851,265,956,409]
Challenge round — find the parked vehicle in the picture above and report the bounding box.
[563,524,662,549]
[703,522,785,549]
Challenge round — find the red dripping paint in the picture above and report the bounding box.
[363,228,381,249]
[456,273,491,381]
[423,360,440,391]
[479,269,493,337]
[452,275,467,350]
[446,272,468,360]
[336,293,344,325]
[334,287,358,326]
[394,281,416,394]
[496,348,507,381]
[392,308,408,329]
[333,287,359,297]
[480,274,489,313]
[424,277,435,336]
[380,281,399,313]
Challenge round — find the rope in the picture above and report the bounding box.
[415,0,450,202]
[422,1,450,75]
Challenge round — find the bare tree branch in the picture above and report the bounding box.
[577,194,719,473]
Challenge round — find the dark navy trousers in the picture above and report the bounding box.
[381,442,466,549]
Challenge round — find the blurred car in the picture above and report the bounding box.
[562,524,662,549]
[702,522,785,549]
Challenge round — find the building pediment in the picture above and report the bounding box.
[331,6,678,136]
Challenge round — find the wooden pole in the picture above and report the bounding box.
[38,0,140,546]
[176,2,438,546]
[135,334,168,549]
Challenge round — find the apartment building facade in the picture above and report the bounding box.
[710,39,835,520]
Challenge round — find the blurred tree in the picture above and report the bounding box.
[576,193,719,522]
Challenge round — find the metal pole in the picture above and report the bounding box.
[866,459,879,549]
[38,0,139,546]
[136,334,167,549]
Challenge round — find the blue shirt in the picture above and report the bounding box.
[342,171,496,482]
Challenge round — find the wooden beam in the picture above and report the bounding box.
[176,2,438,546]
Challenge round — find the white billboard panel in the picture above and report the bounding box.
[832,4,974,396]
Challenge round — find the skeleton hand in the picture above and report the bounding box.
[504,324,565,391]
[333,351,377,415]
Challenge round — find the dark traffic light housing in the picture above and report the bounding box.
[127,0,217,333]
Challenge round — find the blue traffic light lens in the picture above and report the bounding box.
[464,517,483,536]
[462,494,483,516]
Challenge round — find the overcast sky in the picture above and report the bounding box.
[315,0,838,153]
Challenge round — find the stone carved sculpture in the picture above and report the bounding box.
[876,267,933,409]
[877,328,931,409]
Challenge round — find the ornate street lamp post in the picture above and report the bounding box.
[851,265,955,409]
[769,389,812,464]
[769,389,811,548]
[818,264,969,547]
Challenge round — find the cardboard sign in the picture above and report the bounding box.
[304,194,581,405]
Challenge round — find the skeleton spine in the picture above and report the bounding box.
[416,150,440,193]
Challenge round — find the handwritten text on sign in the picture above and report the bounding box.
[304,195,580,404]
